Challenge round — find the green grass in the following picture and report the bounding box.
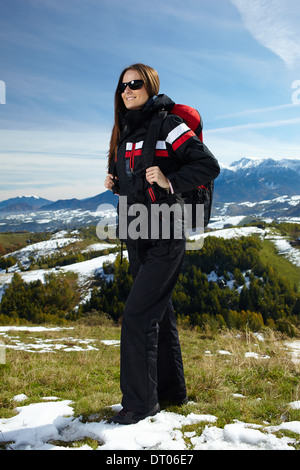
[0,231,51,255]
[0,320,122,421]
[1,321,299,431]
[179,326,300,425]
[260,238,300,290]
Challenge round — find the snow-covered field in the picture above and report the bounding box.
[269,236,300,268]
[0,326,300,450]
[1,396,299,451]
[5,233,79,268]
[0,231,120,301]
[192,225,300,270]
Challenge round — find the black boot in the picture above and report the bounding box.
[108,403,160,425]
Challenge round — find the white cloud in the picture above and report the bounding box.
[0,129,110,200]
[205,118,300,163]
[230,0,300,67]
[207,116,300,133]
[215,102,300,120]
[0,128,109,157]
[205,129,300,163]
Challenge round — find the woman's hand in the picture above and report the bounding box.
[145,166,169,190]
[105,174,118,193]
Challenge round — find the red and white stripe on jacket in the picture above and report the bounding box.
[124,122,196,176]
[166,123,196,151]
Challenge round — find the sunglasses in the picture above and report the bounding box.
[118,79,144,93]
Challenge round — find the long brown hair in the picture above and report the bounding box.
[108,63,160,167]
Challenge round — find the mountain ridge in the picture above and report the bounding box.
[0,191,119,213]
[0,157,299,213]
[215,157,300,203]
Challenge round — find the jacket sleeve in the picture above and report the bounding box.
[108,153,117,176]
[162,114,220,194]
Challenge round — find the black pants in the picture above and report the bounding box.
[120,238,186,412]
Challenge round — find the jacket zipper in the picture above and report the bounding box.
[130,143,136,173]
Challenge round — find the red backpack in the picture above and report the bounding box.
[142,104,214,228]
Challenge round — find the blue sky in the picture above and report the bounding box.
[0,0,300,201]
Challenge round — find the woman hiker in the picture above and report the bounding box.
[105,63,220,424]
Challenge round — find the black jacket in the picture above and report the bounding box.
[109,94,220,240]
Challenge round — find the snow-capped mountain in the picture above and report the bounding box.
[0,195,52,213]
[211,195,300,226]
[215,157,300,203]
[0,192,118,213]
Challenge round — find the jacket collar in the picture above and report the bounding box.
[118,94,175,136]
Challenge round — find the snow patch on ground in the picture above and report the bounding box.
[4,235,79,269]
[0,397,299,450]
[267,235,300,268]
[1,327,300,362]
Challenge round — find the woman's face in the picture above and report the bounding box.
[121,69,150,111]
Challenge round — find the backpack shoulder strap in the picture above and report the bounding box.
[142,110,168,169]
